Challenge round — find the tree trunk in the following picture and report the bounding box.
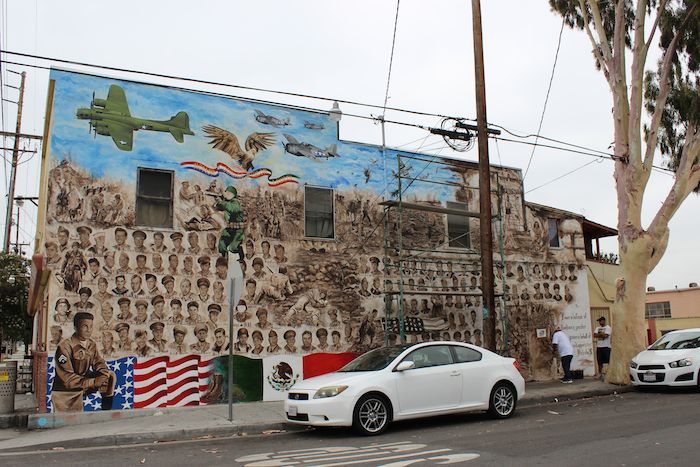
[607,236,651,384]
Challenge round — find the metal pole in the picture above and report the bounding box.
[471,0,496,351]
[226,260,243,422]
[228,278,234,422]
[14,204,20,254]
[3,71,26,253]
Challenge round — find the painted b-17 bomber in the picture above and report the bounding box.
[283,134,339,161]
[76,85,195,151]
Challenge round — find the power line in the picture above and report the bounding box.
[494,135,675,174]
[1,49,467,122]
[523,18,565,181]
[0,58,436,135]
[383,0,401,112]
[525,159,602,194]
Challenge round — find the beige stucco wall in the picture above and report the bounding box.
[646,287,700,319]
[586,261,619,311]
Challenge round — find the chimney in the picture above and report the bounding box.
[690,282,698,288]
[647,286,656,292]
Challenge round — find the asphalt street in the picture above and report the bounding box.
[2,389,699,466]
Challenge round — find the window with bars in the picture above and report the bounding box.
[446,201,470,249]
[135,168,174,228]
[645,301,672,319]
[304,186,334,239]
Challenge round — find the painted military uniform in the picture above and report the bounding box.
[215,186,245,260]
[52,335,115,412]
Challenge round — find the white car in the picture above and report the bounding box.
[284,341,525,435]
[630,328,700,388]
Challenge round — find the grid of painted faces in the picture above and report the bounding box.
[47,226,233,358]
[238,239,348,355]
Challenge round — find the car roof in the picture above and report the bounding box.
[664,328,700,334]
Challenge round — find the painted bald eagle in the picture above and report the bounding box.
[202,125,275,171]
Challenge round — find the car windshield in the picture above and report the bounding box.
[649,331,700,350]
[338,345,412,372]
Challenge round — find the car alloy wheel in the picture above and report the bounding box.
[353,395,389,435]
[489,383,516,419]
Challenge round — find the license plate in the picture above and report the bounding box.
[288,405,297,417]
[643,372,656,382]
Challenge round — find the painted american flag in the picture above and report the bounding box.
[46,356,135,413]
[134,355,215,409]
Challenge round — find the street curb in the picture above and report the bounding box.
[519,384,635,408]
[0,421,304,453]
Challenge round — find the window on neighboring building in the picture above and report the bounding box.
[305,186,334,238]
[135,168,174,228]
[547,218,560,248]
[447,201,470,249]
[645,301,672,319]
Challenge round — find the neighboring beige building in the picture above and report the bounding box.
[646,284,700,341]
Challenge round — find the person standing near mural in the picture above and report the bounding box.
[215,186,245,261]
[552,327,574,384]
[594,316,612,380]
[52,312,116,412]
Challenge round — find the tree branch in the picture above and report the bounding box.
[648,126,700,238]
[643,3,699,173]
[644,0,668,53]
[590,0,614,62]
[628,0,648,169]
[578,0,612,80]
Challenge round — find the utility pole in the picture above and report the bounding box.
[3,71,26,253]
[471,0,497,352]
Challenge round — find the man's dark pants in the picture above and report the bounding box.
[561,355,573,381]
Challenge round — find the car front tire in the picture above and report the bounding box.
[488,382,517,419]
[353,394,390,436]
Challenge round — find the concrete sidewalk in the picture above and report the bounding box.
[0,378,632,452]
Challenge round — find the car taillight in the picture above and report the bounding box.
[513,360,520,370]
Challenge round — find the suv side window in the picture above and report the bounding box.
[404,345,454,369]
[451,345,482,363]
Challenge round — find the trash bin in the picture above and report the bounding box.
[0,361,18,414]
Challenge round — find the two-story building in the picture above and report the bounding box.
[28,69,603,413]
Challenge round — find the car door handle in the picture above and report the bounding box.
[450,371,461,377]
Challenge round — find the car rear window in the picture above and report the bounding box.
[451,345,482,363]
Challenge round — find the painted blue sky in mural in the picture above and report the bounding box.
[49,69,459,199]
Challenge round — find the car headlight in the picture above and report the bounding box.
[669,358,693,368]
[313,385,348,399]
[630,360,638,369]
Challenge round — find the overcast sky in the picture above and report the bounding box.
[1,0,697,290]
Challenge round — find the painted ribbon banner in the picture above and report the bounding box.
[180,161,299,187]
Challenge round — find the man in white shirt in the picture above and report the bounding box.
[594,316,612,380]
[552,328,574,383]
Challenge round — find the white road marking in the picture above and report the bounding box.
[235,441,480,467]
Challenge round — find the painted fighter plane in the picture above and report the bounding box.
[282,134,339,161]
[76,85,195,151]
[254,110,290,127]
[303,121,325,130]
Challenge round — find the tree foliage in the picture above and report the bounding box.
[0,253,31,344]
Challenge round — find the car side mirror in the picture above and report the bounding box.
[395,360,415,372]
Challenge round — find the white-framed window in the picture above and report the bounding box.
[446,201,470,249]
[547,218,560,248]
[135,167,174,228]
[304,186,334,239]
[645,301,672,319]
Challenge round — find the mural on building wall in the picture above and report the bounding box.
[40,69,592,413]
